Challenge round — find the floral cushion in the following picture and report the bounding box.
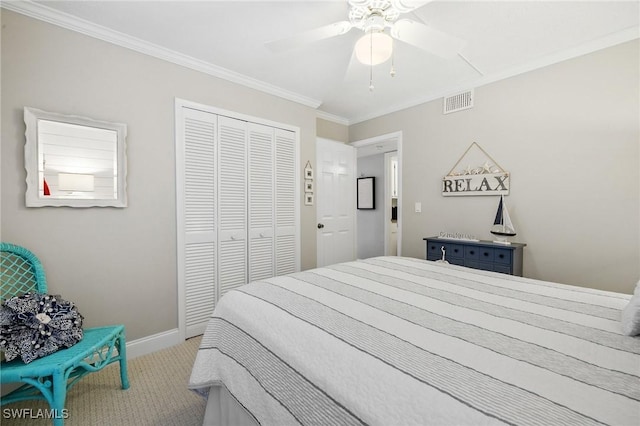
[0,293,84,364]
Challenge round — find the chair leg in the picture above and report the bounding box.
[117,331,130,390]
[51,370,67,426]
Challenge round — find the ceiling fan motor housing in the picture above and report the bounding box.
[349,0,402,32]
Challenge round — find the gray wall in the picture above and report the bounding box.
[1,11,318,340]
[317,118,349,143]
[357,154,385,259]
[350,39,640,294]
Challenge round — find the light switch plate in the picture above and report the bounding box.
[415,202,422,213]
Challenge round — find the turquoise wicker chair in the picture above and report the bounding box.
[0,243,129,425]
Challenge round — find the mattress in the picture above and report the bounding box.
[189,256,639,425]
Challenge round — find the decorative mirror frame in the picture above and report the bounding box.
[24,107,128,208]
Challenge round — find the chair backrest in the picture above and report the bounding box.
[1,242,48,299]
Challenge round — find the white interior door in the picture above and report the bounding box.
[217,116,247,298]
[274,128,298,276]
[316,138,356,267]
[177,98,300,340]
[177,106,217,339]
[248,123,275,282]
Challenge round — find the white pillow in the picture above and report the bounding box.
[621,280,640,336]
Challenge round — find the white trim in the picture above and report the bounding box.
[316,110,350,126]
[384,152,392,256]
[2,0,321,110]
[174,101,187,343]
[176,98,301,134]
[350,131,402,149]
[125,328,182,360]
[350,131,403,256]
[383,151,396,256]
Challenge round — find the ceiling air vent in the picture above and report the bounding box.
[443,90,474,114]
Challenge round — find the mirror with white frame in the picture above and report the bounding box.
[24,107,127,207]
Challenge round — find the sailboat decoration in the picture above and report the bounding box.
[491,195,516,244]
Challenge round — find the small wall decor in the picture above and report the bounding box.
[304,161,313,206]
[303,161,314,205]
[304,193,314,206]
[442,142,510,196]
[305,180,314,192]
[304,161,314,180]
[357,177,375,209]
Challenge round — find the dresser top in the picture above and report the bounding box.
[424,236,527,249]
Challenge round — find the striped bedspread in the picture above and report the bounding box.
[189,256,640,425]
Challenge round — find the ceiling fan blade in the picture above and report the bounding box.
[266,21,353,53]
[390,19,465,59]
[388,0,434,13]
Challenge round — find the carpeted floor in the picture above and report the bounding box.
[1,336,206,425]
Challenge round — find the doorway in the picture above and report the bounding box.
[351,132,402,258]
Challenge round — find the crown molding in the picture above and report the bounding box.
[349,26,639,124]
[316,110,350,126]
[1,0,323,109]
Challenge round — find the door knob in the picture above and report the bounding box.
[317,223,324,229]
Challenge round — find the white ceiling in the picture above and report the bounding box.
[7,0,640,124]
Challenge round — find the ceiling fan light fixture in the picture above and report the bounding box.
[355,31,393,65]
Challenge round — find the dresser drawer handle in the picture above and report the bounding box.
[498,254,505,259]
[454,249,459,253]
[483,252,489,257]
[469,250,475,255]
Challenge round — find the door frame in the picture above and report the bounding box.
[383,151,398,256]
[350,131,403,256]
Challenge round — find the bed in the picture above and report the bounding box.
[189,256,640,426]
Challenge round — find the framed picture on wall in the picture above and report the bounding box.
[357,177,375,209]
[304,165,314,180]
[305,180,314,192]
[305,193,314,206]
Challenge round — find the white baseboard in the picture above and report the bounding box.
[125,328,183,359]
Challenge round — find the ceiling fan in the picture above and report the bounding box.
[266,0,466,64]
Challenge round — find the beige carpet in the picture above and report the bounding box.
[2,336,206,426]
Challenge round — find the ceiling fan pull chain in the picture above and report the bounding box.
[369,31,375,91]
[369,65,374,91]
[390,37,396,77]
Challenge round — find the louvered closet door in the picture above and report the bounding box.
[217,116,247,298]
[275,128,298,275]
[180,107,217,338]
[248,123,275,282]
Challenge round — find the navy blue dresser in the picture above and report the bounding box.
[424,237,526,276]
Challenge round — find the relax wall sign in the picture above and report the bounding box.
[442,172,509,196]
[442,142,510,197]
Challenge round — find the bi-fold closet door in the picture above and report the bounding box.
[178,104,298,338]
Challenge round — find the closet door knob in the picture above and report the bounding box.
[317,223,325,229]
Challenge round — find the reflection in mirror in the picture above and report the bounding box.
[24,107,127,207]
